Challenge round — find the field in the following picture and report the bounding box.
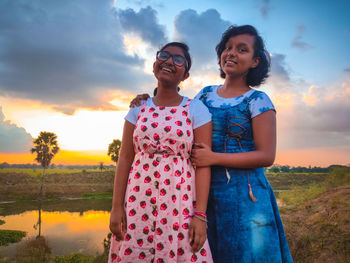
[0,167,349,262]
[0,167,329,201]
[274,167,350,263]
[0,168,114,201]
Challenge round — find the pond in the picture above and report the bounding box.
[0,199,112,258]
[0,197,285,260]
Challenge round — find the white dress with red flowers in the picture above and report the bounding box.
[109,97,213,263]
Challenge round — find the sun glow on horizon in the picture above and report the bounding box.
[0,150,115,165]
[20,108,127,151]
[1,97,128,152]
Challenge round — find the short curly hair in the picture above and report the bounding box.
[216,25,270,87]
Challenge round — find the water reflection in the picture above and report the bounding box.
[33,201,42,237]
[0,199,111,258]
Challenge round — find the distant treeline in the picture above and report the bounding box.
[0,162,115,170]
[1,162,348,173]
[266,164,348,173]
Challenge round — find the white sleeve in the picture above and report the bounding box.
[124,105,141,125]
[249,92,276,118]
[189,99,212,129]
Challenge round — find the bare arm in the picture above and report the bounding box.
[192,110,276,168]
[109,120,135,240]
[189,121,212,252]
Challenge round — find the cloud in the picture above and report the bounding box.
[117,6,167,47]
[0,0,152,114]
[270,54,291,83]
[266,53,297,96]
[291,25,313,51]
[258,0,271,19]
[0,106,33,153]
[120,0,164,8]
[297,81,350,134]
[279,82,350,150]
[174,9,231,70]
[266,53,350,151]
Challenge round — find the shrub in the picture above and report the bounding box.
[0,230,26,246]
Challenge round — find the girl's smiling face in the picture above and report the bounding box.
[153,45,189,86]
[220,34,259,79]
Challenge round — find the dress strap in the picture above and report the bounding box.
[183,98,192,107]
[137,100,148,118]
[140,100,147,109]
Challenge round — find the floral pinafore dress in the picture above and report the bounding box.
[109,99,213,263]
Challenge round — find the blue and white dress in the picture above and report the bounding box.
[195,85,293,263]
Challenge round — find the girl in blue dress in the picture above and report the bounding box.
[191,25,293,263]
[130,25,293,263]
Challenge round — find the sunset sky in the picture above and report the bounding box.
[0,0,349,167]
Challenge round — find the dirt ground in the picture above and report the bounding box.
[280,186,350,263]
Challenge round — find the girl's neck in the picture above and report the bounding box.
[219,77,251,98]
[153,84,183,106]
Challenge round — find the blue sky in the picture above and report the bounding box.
[116,0,350,85]
[0,0,349,166]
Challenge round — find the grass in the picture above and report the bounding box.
[278,182,328,206]
[278,167,350,263]
[1,167,349,262]
[0,234,111,263]
[274,167,350,206]
[82,192,112,200]
[326,166,350,187]
[0,229,26,246]
[0,169,115,201]
[54,254,94,263]
[266,172,327,191]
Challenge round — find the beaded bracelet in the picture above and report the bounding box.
[194,214,208,223]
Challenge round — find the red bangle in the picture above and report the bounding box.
[194,211,207,218]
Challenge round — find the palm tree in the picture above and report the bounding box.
[31,131,59,199]
[107,139,121,164]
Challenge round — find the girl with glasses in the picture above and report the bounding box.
[108,42,213,263]
[130,25,293,263]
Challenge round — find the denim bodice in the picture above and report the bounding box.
[199,86,260,154]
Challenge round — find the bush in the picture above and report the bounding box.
[326,167,350,187]
[14,236,52,263]
[0,229,26,246]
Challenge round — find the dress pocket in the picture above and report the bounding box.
[249,168,268,189]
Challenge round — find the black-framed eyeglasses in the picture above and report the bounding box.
[156,50,187,68]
